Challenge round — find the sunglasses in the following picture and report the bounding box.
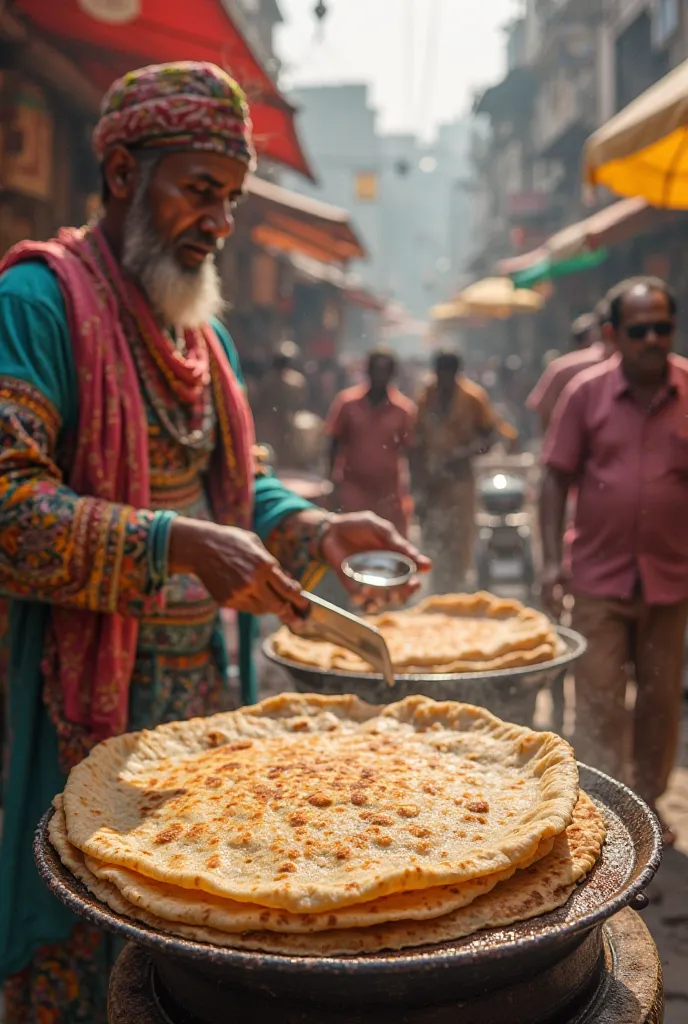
[625,320,674,341]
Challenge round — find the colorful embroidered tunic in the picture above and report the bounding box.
[0,260,318,1019]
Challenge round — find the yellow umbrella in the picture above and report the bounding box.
[583,59,688,207]
[458,277,544,319]
[429,299,471,322]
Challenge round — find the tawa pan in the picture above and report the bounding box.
[34,764,660,1009]
[262,625,586,724]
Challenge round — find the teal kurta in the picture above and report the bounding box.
[0,261,314,986]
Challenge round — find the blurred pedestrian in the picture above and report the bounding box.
[413,350,514,592]
[253,340,308,468]
[527,303,613,434]
[570,312,599,350]
[529,301,614,730]
[326,347,416,536]
[539,277,688,838]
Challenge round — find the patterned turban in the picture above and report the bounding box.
[92,61,256,167]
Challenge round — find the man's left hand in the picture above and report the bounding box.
[320,512,431,610]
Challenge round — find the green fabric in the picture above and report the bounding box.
[510,247,608,288]
[0,260,311,981]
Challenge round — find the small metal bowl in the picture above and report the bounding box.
[341,551,417,589]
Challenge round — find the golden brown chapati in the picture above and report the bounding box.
[272,593,562,675]
[50,794,604,955]
[82,837,555,933]
[62,694,578,914]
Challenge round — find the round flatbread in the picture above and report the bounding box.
[82,838,555,933]
[49,793,604,955]
[62,693,578,914]
[272,593,562,675]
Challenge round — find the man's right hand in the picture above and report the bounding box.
[168,517,308,622]
[540,561,569,621]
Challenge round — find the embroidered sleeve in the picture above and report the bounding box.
[265,507,332,591]
[0,378,170,615]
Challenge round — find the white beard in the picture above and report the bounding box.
[126,244,225,330]
[121,167,225,330]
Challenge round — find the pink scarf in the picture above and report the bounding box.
[1,226,254,762]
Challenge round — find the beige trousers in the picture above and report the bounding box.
[571,593,688,806]
[421,479,476,594]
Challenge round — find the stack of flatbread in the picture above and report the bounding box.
[50,694,606,956]
[272,593,565,676]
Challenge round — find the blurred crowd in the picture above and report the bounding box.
[252,273,688,846]
[249,338,523,590]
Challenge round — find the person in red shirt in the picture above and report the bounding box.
[326,348,416,537]
[527,304,613,433]
[539,276,688,835]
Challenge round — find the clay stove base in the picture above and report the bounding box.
[107,909,662,1024]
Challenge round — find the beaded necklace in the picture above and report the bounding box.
[88,233,215,452]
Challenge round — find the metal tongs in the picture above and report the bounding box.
[293,592,395,687]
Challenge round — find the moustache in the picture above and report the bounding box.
[178,232,225,254]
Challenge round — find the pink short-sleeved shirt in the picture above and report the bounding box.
[326,385,416,522]
[527,343,608,426]
[543,354,688,605]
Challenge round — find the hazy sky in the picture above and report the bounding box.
[276,0,519,139]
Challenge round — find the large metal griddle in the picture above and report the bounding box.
[34,764,660,1011]
[262,625,586,724]
[108,909,665,1023]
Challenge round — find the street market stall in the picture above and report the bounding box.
[583,58,688,208]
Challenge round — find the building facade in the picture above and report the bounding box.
[280,83,385,292]
[279,82,473,323]
[468,0,688,360]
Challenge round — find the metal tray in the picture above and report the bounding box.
[34,764,660,1007]
[262,626,586,721]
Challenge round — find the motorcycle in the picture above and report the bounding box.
[475,471,535,595]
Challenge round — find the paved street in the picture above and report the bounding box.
[654,769,688,1022]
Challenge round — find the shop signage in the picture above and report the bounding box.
[354,172,378,202]
[1,82,53,201]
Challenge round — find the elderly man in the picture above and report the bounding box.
[540,277,688,838]
[0,63,428,1021]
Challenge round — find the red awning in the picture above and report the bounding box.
[546,197,652,262]
[244,177,366,264]
[14,0,313,180]
[346,288,386,313]
[285,253,383,308]
[496,197,667,273]
[496,248,549,277]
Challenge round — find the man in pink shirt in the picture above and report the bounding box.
[527,306,612,433]
[540,277,688,832]
[529,304,614,732]
[326,348,416,537]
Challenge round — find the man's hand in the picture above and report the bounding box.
[320,512,431,610]
[540,561,569,621]
[168,517,308,622]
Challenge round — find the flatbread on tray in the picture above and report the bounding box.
[81,837,555,933]
[271,593,563,675]
[49,793,605,956]
[62,694,579,914]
